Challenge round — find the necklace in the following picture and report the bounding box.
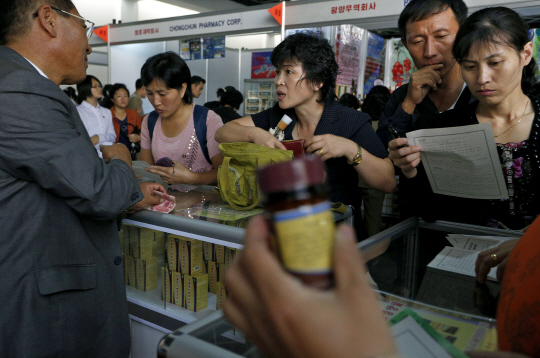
[493,98,530,138]
[296,122,313,140]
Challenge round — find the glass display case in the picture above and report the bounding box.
[122,185,353,329]
[243,79,276,116]
[155,217,522,357]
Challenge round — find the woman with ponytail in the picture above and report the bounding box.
[389,7,540,267]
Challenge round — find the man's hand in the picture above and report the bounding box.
[101,143,132,166]
[475,239,519,284]
[126,182,166,213]
[223,216,396,358]
[388,138,422,178]
[90,135,100,146]
[402,64,443,114]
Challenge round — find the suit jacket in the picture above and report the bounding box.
[0,45,143,357]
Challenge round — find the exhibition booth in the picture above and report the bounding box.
[91,0,540,356]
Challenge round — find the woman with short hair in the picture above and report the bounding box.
[76,75,116,158]
[140,52,224,188]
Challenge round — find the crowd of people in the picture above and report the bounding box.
[1,0,540,357]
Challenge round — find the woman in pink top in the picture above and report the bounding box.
[140,52,224,188]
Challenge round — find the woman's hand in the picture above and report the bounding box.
[475,239,519,284]
[249,127,286,149]
[128,133,141,143]
[388,138,422,178]
[304,134,356,161]
[145,160,195,185]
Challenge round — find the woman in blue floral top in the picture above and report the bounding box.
[389,7,540,233]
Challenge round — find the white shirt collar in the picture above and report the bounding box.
[23,57,48,79]
[80,100,102,110]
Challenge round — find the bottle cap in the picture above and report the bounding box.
[277,115,293,130]
[257,155,325,194]
[280,115,293,125]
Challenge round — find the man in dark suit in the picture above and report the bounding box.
[0,1,164,357]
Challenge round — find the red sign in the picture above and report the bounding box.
[93,26,108,42]
[269,2,283,26]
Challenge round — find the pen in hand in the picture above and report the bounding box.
[388,125,409,149]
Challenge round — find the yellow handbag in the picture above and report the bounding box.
[217,142,293,210]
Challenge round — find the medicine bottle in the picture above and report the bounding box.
[257,156,335,289]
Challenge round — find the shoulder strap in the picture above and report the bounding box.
[193,104,212,165]
[148,110,159,142]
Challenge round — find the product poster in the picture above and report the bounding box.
[213,37,225,58]
[387,37,416,92]
[531,29,540,78]
[335,25,364,90]
[363,32,385,95]
[202,37,214,59]
[179,40,190,60]
[285,27,332,41]
[251,51,276,79]
[189,38,201,60]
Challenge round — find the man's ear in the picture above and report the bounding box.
[35,6,59,38]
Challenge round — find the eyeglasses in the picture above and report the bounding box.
[33,6,95,40]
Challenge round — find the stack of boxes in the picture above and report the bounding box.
[120,224,234,313]
[120,225,164,291]
[163,237,235,311]
[163,235,209,312]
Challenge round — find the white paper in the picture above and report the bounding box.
[445,234,514,252]
[392,315,452,358]
[428,247,497,281]
[406,123,508,199]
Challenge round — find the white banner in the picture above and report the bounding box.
[286,0,537,27]
[109,9,278,44]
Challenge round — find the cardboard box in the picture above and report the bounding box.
[161,267,171,303]
[184,273,208,312]
[119,228,129,255]
[135,257,157,291]
[208,261,222,293]
[203,242,212,261]
[180,238,203,275]
[154,231,165,255]
[215,282,227,310]
[123,254,128,285]
[224,247,236,267]
[130,227,154,259]
[126,255,136,287]
[166,237,181,272]
[213,244,225,264]
[172,271,185,307]
[161,267,176,303]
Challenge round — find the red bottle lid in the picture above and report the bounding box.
[257,155,326,194]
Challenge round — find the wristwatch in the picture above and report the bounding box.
[348,145,362,166]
